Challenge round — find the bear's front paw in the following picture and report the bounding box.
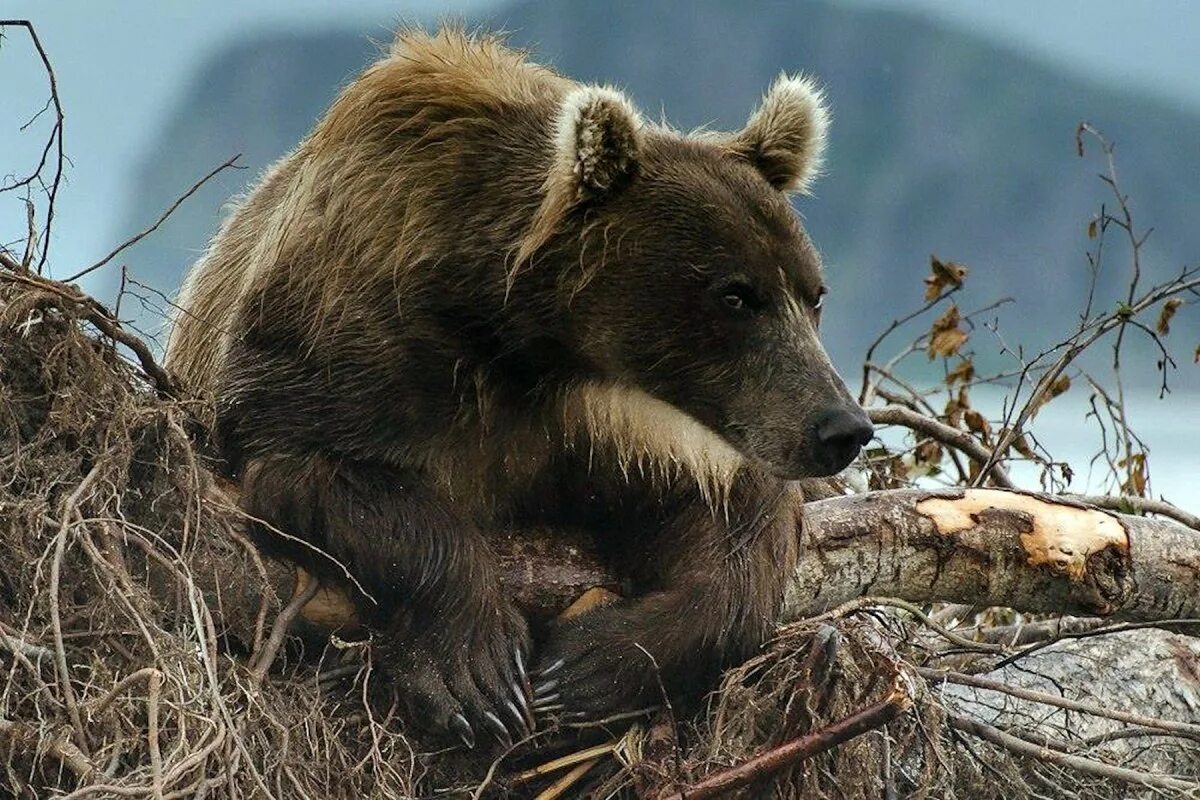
[531,612,664,724]
[384,602,533,749]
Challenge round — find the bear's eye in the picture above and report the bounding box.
[813,286,828,311]
[715,280,761,314]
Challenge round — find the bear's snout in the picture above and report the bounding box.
[811,406,873,475]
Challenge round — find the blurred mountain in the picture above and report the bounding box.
[111,0,1199,380]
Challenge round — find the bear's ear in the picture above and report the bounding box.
[551,85,642,198]
[731,74,829,194]
[516,86,642,269]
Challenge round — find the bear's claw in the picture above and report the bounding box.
[450,713,475,749]
[482,711,512,746]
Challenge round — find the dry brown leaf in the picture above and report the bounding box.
[924,255,969,301]
[1029,374,1071,417]
[1156,298,1183,335]
[944,396,963,429]
[944,386,970,429]
[915,440,943,466]
[999,427,1037,460]
[945,359,975,386]
[1087,219,1098,239]
[1120,451,1148,497]
[964,408,992,443]
[927,304,968,359]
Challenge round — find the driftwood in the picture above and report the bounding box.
[263,483,1200,794]
[273,485,1199,632]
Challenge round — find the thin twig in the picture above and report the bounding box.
[0,621,53,661]
[64,154,243,283]
[88,666,162,717]
[1065,493,1200,531]
[868,405,1015,488]
[921,668,1200,740]
[49,465,103,758]
[0,19,64,273]
[977,269,1200,485]
[147,669,165,800]
[969,616,1107,646]
[513,742,620,784]
[0,718,98,782]
[990,617,1200,670]
[250,572,321,688]
[0,262,178,397]
[812,596,1007,654]
[946,712,1198,792]
[532,758,600,800]
[859,286,960,404]
[656,680,913,800]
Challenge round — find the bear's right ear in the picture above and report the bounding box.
[517,86,642,267]
[551,85,642,198]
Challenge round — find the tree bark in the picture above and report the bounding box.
[784,487,1199,623]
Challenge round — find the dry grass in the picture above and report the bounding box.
[0,280,431,798]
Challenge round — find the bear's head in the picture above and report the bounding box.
[522,76,871,480]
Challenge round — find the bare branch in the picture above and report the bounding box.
[655,680,913,800]
[0,258,178,397]
[63,154,243,283]
[0,19,65,273]
[868,405,1015,488]
[1065,492,1200,532]
[920,668,1200,740]
[947,713,1198,793]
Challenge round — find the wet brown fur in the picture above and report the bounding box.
[167,27,862,740]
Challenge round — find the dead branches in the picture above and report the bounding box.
[656,680,913,800]
[0,254,178,397]
[921,668,1200,741]
[945,714,1198,793]
[0,19,64,273]
[869,405,1015,488]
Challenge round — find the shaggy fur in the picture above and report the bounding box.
[166,27,868,744]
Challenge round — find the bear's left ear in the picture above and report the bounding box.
[730,74,829,195]
[551,85,642,199]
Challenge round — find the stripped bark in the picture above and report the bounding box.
[784,487,1200,624]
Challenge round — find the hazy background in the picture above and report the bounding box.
[3,1,1197,505]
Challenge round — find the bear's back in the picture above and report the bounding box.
[167,29,571,402]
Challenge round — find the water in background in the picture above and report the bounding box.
[872,387,1197,514]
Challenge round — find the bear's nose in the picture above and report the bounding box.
[815,407,873,470]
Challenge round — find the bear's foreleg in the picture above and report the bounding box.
[239,452,532,746]
[532,471,801,720]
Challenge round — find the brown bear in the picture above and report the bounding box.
[166,28,871,748]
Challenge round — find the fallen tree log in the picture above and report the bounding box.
[927,628,1200,794]
[244,485,1200,633]
[785,487,1199,622]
